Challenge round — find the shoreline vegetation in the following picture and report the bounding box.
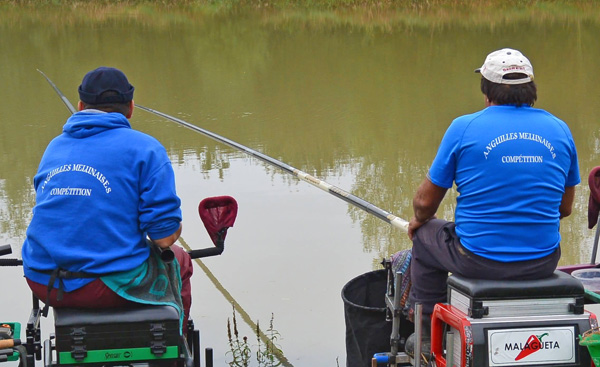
[2,1,600,29]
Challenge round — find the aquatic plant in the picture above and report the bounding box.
[227,306,283,367]
[255,315,283,367]
[227,307,252,367]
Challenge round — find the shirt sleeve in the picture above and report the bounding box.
[138,149,182,240]
[427,118,465,189]
[566,135,581,187]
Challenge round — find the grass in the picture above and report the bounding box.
[2,0,600,29]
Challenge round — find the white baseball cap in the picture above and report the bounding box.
[475,48,534,85]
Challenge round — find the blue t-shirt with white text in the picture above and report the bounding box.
[428,105,579,262]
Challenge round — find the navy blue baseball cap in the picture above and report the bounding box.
[78,67,135,104]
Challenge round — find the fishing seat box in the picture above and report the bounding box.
[53,305,183,365]
[431,270,594,367]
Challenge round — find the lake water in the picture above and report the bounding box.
[1,5,599,366]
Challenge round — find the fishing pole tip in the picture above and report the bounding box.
[36,69,50,79]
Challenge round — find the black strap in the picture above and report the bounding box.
[39,268,97,317]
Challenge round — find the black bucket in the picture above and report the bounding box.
[342,269,391,367]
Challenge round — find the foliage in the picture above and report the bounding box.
[2,0,600,20]
[226,305,283,367]
[255,315,282,367]
[2,0,600,35]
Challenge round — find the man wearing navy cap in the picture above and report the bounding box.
[22,67,193,331]
[405,48,580,360]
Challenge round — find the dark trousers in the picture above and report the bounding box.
[409,219,560,316]
[27,245,194,329]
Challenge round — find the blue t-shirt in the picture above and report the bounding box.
[428,105,580,262]
[22,110,182,291]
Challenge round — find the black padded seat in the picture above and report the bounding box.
[448,270,584,300]
[54,304,179,326]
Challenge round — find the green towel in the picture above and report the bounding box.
[101,245,184,333]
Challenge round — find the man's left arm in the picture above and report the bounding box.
[559,186,576,219]
[151,223,182,249]
[140,147,183,248]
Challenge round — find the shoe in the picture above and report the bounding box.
[404,332,431,359]
[405,333,431,366]
[405,314,432,365]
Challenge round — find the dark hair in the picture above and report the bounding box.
[480,73,537,107]
[81,91,132,116]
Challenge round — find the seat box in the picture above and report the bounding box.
[432,271,594,367]
[448,270,585,318]
[53,305,181,365]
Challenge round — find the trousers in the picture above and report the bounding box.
[26,245,194,330]
[409,219,560,316]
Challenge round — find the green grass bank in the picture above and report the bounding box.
[2,0,600,30]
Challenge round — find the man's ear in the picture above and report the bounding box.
[126,100,134,119]
[484,96,493,107]
[77,101,85,111]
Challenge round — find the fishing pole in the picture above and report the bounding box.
[36,69,409,232]
[37,69,77,114]
[135,105,410,232]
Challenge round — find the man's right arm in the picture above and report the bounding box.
[408,177,448,240]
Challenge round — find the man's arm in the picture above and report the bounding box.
[150,223,183,249]
[559,186,576,219]
[408,178,448,240]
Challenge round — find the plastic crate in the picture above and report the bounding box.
[580,327,600,365]
[0,322,21,362]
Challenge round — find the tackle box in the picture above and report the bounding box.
[432,271,594,367]
[448,270,585,318]
[53,305,182,365]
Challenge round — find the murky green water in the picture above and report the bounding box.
[1,5,599,366]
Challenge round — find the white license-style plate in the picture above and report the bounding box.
[488,326,576,366]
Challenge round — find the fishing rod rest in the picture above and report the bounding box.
[0,245,23,267]
[187,246,224,260]
[188,232,225,260]
[160,248,176,263]
[0,245,11,257]
[160,243,224,263]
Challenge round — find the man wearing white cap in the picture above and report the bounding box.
[405,48,580,359]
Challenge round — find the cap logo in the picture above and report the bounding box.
[502,66,526,72]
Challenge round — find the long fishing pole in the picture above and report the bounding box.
[135,105,410,232]
[37,69,409,232]
[37,69,77,113]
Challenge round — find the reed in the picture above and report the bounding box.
[227,306,283,367]
[227,306,252,367]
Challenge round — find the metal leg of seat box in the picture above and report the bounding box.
[381,262,411,366]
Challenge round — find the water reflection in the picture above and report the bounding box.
[1,5,600,365]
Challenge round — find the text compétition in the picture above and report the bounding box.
[483,132,557,160]
[40,163,112,194]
